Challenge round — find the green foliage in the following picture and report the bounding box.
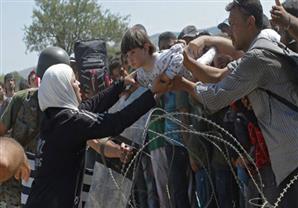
[107,46,121,61]
[24,0,129,54]
[0,74,4,83]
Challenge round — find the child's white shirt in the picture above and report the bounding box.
[136,44,189,89]
[136,43,216,89]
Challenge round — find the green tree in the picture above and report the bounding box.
[24,0,129,54]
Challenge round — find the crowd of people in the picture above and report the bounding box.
[1,0,298,207]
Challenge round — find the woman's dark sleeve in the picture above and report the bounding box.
[74,90,156,142]
[79,80,125,113]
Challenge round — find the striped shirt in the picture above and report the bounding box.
[194,33,298,185]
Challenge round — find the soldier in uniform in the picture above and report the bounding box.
[0,47,70,207]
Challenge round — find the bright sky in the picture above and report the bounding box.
[0,0,277,75]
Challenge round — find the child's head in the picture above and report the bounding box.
[132,24,147,33]
[121,27,156,69]
[109,59,122,81]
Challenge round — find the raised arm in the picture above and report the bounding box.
[271,0,298,43]
[74,89,156,143]
[174,50,263,113]
[79,80,125,113]
[287,15,298,42]
[188,35,244,60]
[183,49,230,83]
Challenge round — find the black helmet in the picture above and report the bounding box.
[36,46,70,79]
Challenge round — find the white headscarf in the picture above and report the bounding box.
[38,64,79,112]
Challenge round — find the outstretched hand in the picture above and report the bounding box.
[187,36,208,59]
[151,73,173,95]
[119,143,134,164]
[124,71,139,88]
[270,0,291,29]
[171,76,187,91]
[151,74,187,95]
[120,67,129,77]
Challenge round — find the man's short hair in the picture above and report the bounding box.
[158,32,177,47]
[197,30,211,37]
[178,25,199,39]
[217,18,230,30]
[226,0,263,29]
[283,0,298,17]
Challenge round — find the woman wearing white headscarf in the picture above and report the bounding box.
[25,64,156,208]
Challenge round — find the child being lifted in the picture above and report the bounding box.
[120,27,216,90]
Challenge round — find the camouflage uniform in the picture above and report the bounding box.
[0,179,22,208]
[0,89,39,207]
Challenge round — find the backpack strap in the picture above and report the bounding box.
[259,88,298,112]
[251,38,298,112]
[252,37,298,67]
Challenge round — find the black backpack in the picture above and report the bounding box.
[251,38,298,112]
[74,39,110,96]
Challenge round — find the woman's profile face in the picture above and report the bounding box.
[71,73,82,103]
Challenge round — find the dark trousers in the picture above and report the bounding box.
[246,165,279,208]
[165,145,191,208]
[213,168,239,208]
[129,156,159,208]
[195,168,214,208]
[278,168,298,208]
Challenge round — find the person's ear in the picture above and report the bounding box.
[247,15,256,29]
